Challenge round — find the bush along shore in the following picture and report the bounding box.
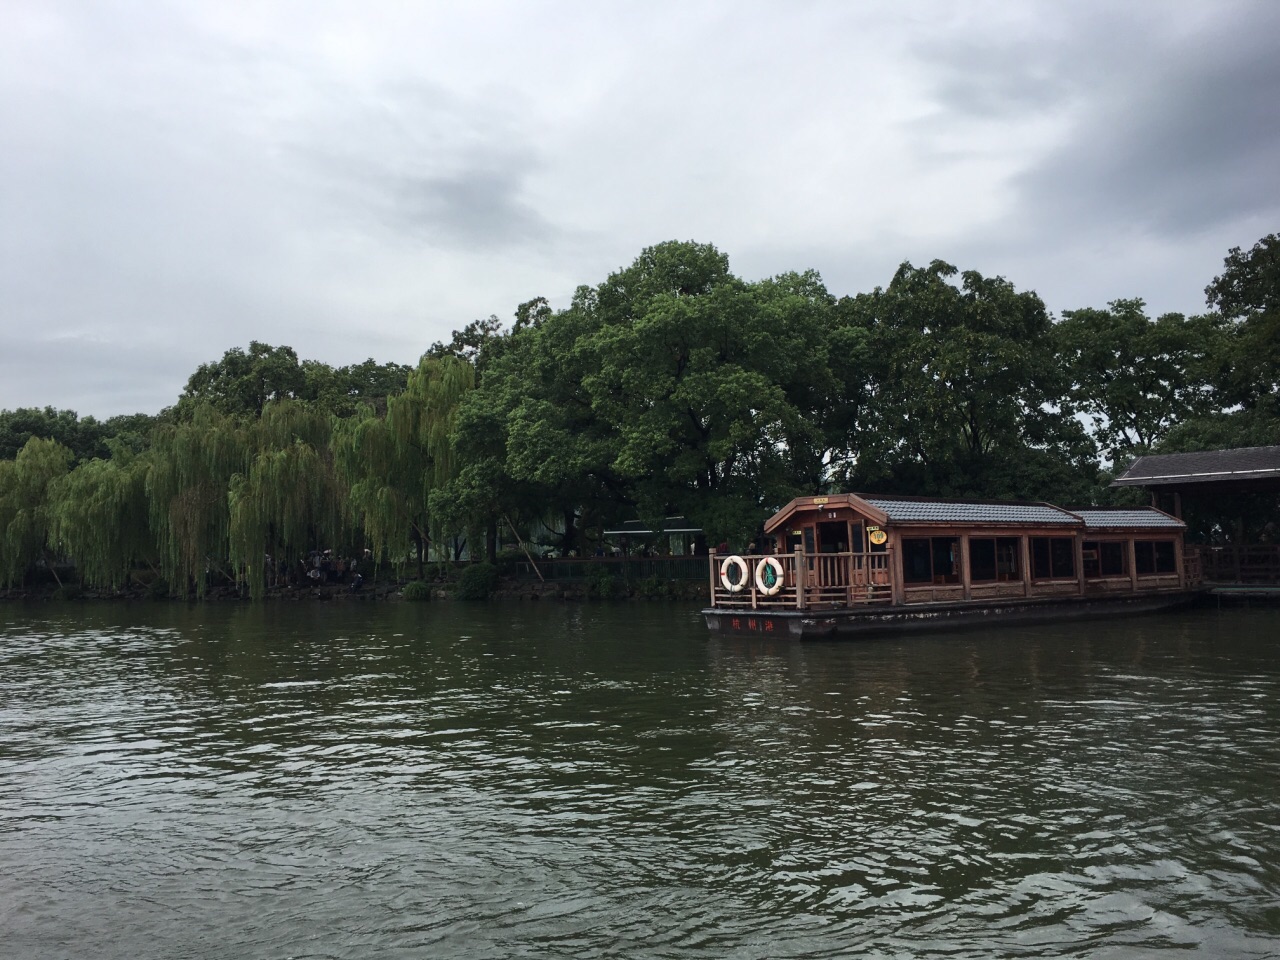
[0,562,711,604]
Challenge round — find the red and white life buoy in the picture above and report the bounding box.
[755,556,784,596]
[719,554,749,592]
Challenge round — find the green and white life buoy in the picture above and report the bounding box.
[719,554,749,592]
[755,556,784,596]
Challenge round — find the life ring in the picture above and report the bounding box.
[755,556,784,596]
[719,554,749,592]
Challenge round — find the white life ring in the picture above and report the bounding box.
[719,554,749,592]
[755,556,784,596]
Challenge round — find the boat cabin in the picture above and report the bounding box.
[708,493,1191,610]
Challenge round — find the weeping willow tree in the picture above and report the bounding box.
[335,355,474,578]
[228,401,347,599]
[48,451,156,590]
[0,437,73,587]
[146,405,251,596]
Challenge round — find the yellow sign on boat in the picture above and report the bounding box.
[869,530,888,545]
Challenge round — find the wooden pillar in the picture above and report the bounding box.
[794,547,806,610]
[709,549,719,607]
[891,535,905,605]
[1019,535,1032,598]
[1173,491,1183,520]
[960,534,972,601]
[1175,536,1186,589]
[1075,534,1085,596]
[1128,538,1138,592]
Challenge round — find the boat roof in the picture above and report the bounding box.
[861,495,1078,525]
[765,494,1185,533]
[1069,507,1185,530]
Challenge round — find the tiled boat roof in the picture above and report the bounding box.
[860,496,1080,525]
[1112,445,1280,486]
[1070,508,1185,529]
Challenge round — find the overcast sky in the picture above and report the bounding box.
[2,1,1278,417]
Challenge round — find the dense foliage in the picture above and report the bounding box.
[2,234,1278,595]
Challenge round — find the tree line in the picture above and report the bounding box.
[2,233,1277,596]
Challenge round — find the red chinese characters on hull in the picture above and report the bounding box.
[728,617,775,633]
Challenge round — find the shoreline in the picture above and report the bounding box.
[0,578,712,604]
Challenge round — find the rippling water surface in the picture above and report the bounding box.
[2,601,1279,958]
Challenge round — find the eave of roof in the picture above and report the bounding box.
[1111,445,1280,486]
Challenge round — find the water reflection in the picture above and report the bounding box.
[1,602,1278,958]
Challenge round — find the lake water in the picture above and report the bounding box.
[2,600,1278,959]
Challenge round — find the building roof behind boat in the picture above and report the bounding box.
[1111,445,1280,487]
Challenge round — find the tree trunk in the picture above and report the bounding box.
[563,509,578,557]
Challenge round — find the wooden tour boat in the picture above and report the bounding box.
[703,493,1201,639]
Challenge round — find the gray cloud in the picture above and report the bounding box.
[1011,4,1280,235]
[2,1,1277,416]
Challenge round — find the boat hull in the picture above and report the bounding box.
[702,589,1202,639]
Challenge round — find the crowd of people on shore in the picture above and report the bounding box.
[261,549,370,591]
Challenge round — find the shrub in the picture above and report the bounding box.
[52,584,82,601]
[633,575,672,599]
[586,564,624,599]
[147,577,170,600]
[401,579,432,602]
[454,563,499,601]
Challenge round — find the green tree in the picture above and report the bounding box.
[0,437,73,586]
[299,358,412,417]
[1205,233,1280,412]
[145,405,251,596]
[178,342,306,418]
[472,242,836,547]
[841,260,1097,501]
[228,402,347,598]
[0,407,109,462]
[49,451,156,590]
[1056,299,1227,461]
[335,355,475,577]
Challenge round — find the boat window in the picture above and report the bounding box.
[997,538,1020,580]
[972,537,1021,582]
[849,521,865,553]
[817,521,846,553]
[1083,540,1127,577]
[903,538,932,583]
[1135,540,1176,575]
[970,539,997,582]
[903,537,960,584]
[931,538,960,583]
[1031,537,1075,579]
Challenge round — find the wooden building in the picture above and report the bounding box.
[1111,445,1280,585]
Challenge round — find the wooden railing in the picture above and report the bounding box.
[509,556,707,582]
[1195,545,1280,584]
[709,551,894,609]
